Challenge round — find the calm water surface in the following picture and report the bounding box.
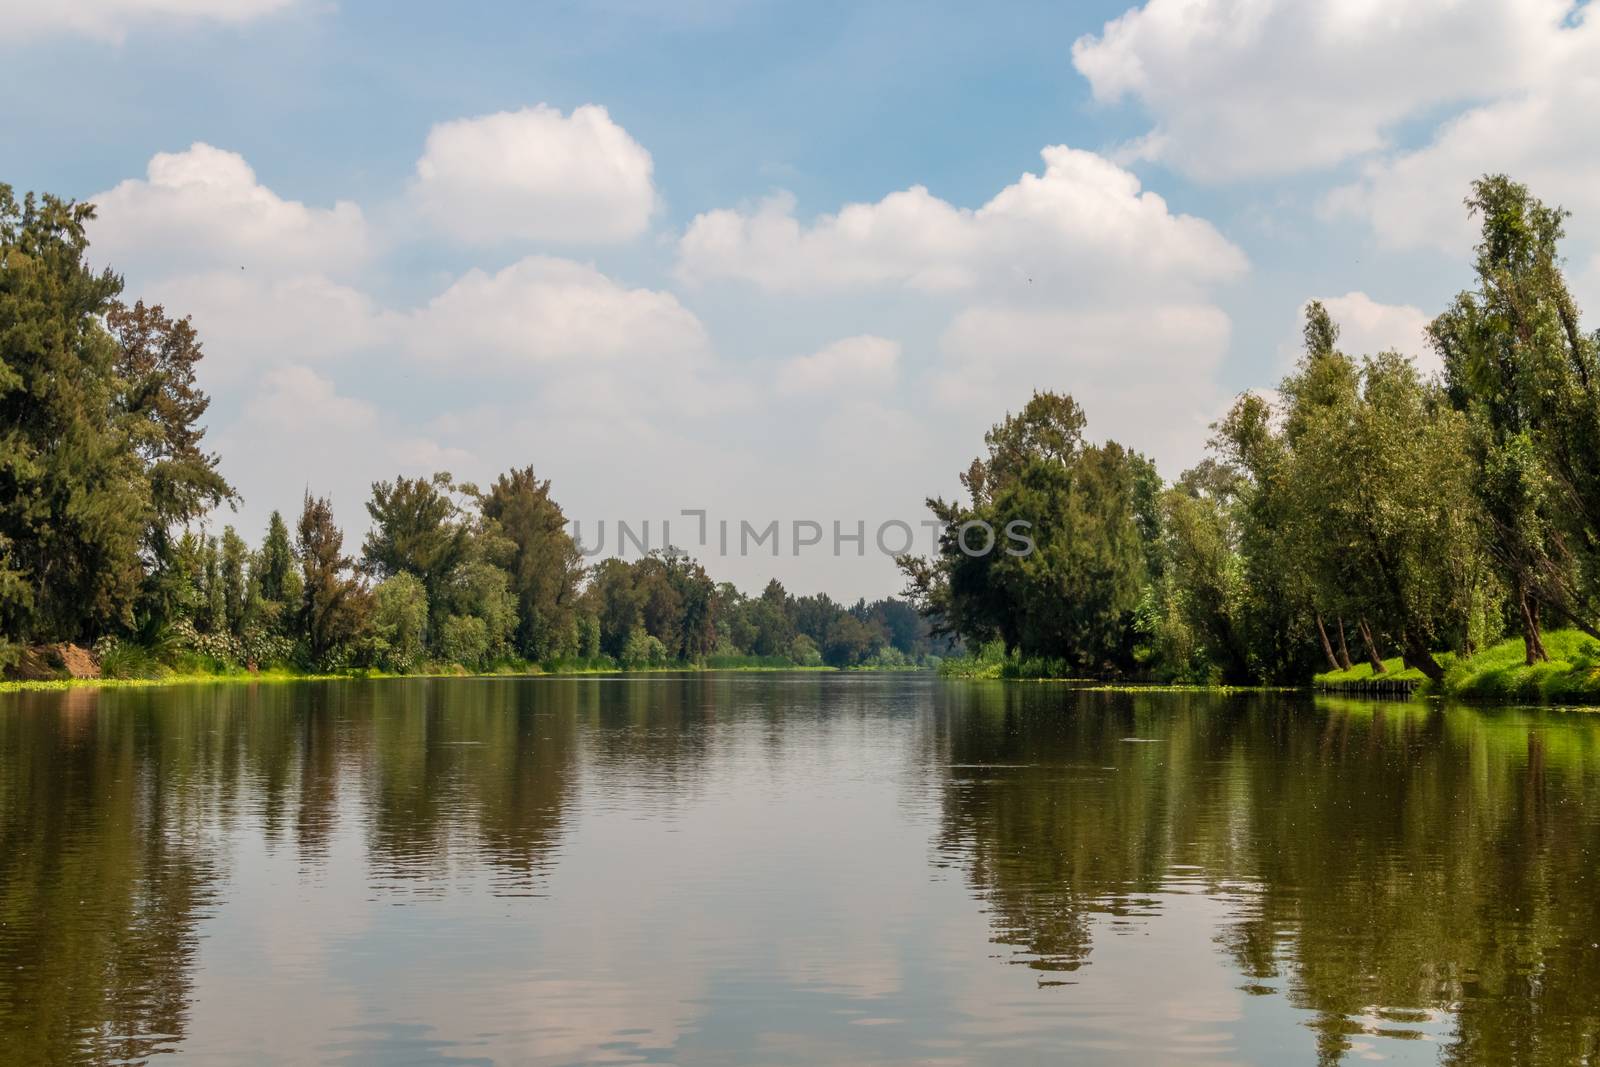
[2,675,1599,1065]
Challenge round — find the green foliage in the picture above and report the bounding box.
[477,466,582,661]
[363,472,470,641]
[1431,175,1600,657]
[0,185,148,642]
[368,573,429,673]
[902,391,1155,676]
[789,633,823,667]
[295,493,365,669]
[443,560,517,658]
[620,627,669,669]
[438,613,490,668]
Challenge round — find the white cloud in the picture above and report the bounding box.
[2,0,296,41]
[411,104,656,245]
[1315,292,1436,374]
[777,335,899,395]
[1325,54,1600,254]
[1072,0,1587,181]
[676,145,1246,297]
[399,256,709,369]
[90,143,369,277]
[245,365,376,432]
[933,304,1233,472]
[222,365,474,536]
[145,272,384,381]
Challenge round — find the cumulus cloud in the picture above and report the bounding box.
[1324,42,1600,255]
[245,365,377,432]
[934,304,1234,472]
[676,145,1246,297]
[222,365,474,533]
[2,0,296,41]
[410,104,656,245]
[90,142,369,276]
[398,256,710,373]
[147,273,384,382]
[1072,0,1586,181]
[777,335,899,395]
[1315,292,1435,373]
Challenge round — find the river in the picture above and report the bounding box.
[2,675,1597,1064]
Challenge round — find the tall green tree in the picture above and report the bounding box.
[1430,175,1600,662]
[295,493,363,667]
[901,391,1154,674]
[219,526,248,635]
[0,186,148,642]
[362,472,470,640]
[106,301,234,628]
[477,466,582,660]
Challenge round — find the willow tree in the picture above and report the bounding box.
[1430,175,1600,662]
[1283,352,1484,681]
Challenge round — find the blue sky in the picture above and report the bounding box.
[4,0,1597,597]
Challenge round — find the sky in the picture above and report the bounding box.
[4,0,1599,600]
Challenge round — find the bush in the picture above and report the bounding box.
[438,614,490,668]
[621,628,669,669]
[93,637,161,680]
[789,634,823,667]
[370,573,428,672]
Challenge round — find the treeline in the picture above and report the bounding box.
[0,183,948,678]
[902,175,1600,684]
[133,478,950,675]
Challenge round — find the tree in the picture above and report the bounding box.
[1212,391,1327,683]
[198,534,224,634]
[106,300,234,628]
[295,493,363,667]
[250,510,300,637]
[1282,352,1482,681]
[902,392,1153,674]
[477,466,583,661]
[445,560,518,661]
[438,613,489,668]
[589,557,641,659]
[257,511,294,603]
[362,473,469,641]
[748,579,794,657]
[822,613,882,668]
[1430,175,1600,662]
[219,526,248,635]
[1142,461,1253,683]
[369,573,428,672]
[0,185,148,642]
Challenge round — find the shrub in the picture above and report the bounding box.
[621,628,669,669]
[438,614,490,668]
[370,573,429,672]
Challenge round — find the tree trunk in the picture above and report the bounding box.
[1315,613,1340,672]
[1401,634,1445,682]
[1336,617,1354,671]
[1519,586,1549,665]
[1358,619,1386,673]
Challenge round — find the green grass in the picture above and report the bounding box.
[0,658,846,693]
[1314,654,1446,688]
[1436,630,1600,703]
[1315,630,1600,704]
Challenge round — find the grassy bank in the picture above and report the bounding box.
[1317,630,1600,704]
[1436,631,1600,702]
[1314,656,1445,689]
[0,662,851,697]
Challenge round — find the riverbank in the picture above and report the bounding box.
[0,660,913,694]
[1316,630,1600,703]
